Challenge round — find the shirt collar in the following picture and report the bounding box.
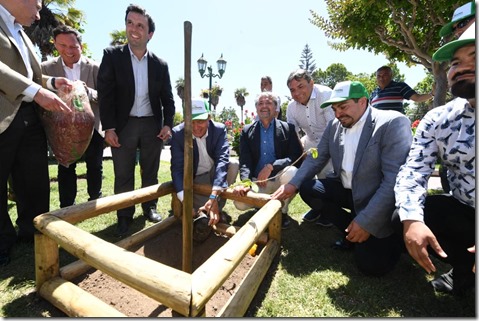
[128,45,148,61]
[61,56,82,70]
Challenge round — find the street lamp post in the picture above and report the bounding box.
[197,53,227,113]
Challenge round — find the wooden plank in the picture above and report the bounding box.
[39,277,126,317]
[218,239,279,317]
[34,214,192,316]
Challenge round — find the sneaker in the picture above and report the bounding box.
[302,209,321,222]
[281,214,291,230]
[315,216,333,227]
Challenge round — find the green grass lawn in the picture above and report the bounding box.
[0,158,475,317]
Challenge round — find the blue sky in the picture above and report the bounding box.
[74,0,428,118]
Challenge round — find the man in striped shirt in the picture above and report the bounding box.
[370,66,433,114]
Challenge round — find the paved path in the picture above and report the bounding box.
[104,145,444,190]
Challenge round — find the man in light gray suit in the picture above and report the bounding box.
[272,80,412,276]
[42,25,104,208]
[0,0,72,266]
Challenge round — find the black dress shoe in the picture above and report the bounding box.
[143,208,162,223]
[117,217,133,237]
[331,238,354,251]
[0,249,10,266]
[431,269,474,296]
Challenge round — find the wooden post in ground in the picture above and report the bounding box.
[35,233,60,291]
[182,20,194,274]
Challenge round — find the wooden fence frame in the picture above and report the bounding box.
[33,181,282,317]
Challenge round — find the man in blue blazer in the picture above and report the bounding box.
[98,4,175,236]
[233,92,303,229]
[170,99,238,226]
[272,81,412,276]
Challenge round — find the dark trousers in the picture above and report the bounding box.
[111,117,163,219]
[0,103,50,251]
[393,194,475,282]
[300,178,402,276]
[58,130,104,207]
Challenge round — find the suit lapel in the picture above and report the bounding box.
[19,29,41,83]
[353,109,374,175]
[79,56,89,81]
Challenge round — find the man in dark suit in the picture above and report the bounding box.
[98,4,175,236]
[0,0,72,266]
[42,25,104,208]
[170,98,238,226]
[272,81,412,276]
[233,92,303,229]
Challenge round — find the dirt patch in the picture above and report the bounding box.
[72,223,258,317]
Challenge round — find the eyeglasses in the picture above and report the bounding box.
[452,17,474,33]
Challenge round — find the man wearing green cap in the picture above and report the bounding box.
[394,23,475,296]
[170,98,238,228]
[440,1,475,39]
[272,81,412,276]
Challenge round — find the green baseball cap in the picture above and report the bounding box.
[191,98,210,120]
[433,22,475,61]
[320,81,369,108]
[439,1,475,37]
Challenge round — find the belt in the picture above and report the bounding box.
[129,115,154,118]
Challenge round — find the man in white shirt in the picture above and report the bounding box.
[42,25,104,208]
[273,80,412,276]
[286,69,334,225]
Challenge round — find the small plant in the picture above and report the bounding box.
[230,147,319,190]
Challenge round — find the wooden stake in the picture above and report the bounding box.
[182,20,194,274]
[35,233,59,291]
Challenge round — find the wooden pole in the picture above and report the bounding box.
[182,20,193,274]
[194,184,272,207]
[39,277,126,317]
[217,239,280,317]
[190,200,282,316]
[34,214,192,316]
[43,182,175,224]
[60,216,179,281]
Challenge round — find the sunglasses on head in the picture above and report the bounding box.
[452,16,473,32]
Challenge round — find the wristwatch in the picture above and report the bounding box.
[209,194,220,201]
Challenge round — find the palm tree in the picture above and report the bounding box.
[24,0,85,61]
[234,87,249,123]
[175,77,185,101]
[209,84,223,113]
